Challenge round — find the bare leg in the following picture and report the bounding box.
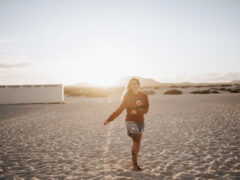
[130,133,143,171]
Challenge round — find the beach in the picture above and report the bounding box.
[0,92,240,180]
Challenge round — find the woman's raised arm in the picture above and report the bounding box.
[104,95,127,125]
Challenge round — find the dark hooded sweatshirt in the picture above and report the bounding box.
[107,91,149,123]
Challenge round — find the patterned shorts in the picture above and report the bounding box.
[125,121,145,136]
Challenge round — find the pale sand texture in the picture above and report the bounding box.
[0,93,240,180]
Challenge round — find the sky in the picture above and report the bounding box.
[0,0,240,86]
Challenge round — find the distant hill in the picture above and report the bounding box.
[232,80,240,84]
[118,76,162,88]
[72,76,239,89]
[117,76,239,88]
[117,76,200,88]
[74,82,96,87]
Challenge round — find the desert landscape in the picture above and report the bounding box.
[0,85,240,180]
[1,0,240,179]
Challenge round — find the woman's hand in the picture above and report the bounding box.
[103,120,109,126]
[131,109,137,115]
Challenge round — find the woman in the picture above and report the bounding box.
[103,77,149,171]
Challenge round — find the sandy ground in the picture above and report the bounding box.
[0,91,240,180]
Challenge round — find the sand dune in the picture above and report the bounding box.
[0,93,240,179]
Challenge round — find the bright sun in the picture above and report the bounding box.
[86,73,123,88]
[69,58,129,87]
[90,77,119,87]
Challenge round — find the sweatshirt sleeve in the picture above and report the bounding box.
[137,94,149,115]
[107,95,127,122]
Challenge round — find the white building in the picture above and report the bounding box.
[0,84,64,104]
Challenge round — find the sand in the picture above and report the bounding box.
[0,92,240,180]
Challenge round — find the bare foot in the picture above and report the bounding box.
[132,165,143,171]
[136,165,143,171]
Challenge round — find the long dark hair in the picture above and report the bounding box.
[121,77,140,100]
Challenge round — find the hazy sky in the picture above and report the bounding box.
[0,0,240,86]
